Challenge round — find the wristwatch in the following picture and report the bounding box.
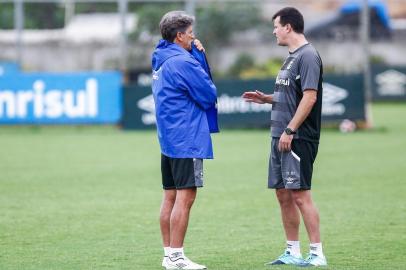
[284,128,296,135]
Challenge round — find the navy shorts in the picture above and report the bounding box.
[161,154,204,190]
[268,138,318,190]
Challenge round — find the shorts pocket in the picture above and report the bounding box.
[193,158,204,187]
[281,151,301,189]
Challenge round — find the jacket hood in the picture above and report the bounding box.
[152,39,186,70]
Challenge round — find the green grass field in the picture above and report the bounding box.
[1,103,405,270]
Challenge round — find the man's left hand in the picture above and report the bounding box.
[194,39,205,52]
[278,132,293,152]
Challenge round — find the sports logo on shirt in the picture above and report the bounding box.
[275,75,290,86]
[286,59,295,70]
[281,57,296,70]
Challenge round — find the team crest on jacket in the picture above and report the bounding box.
[152,67,161,80]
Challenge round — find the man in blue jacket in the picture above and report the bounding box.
[151,10,217,270]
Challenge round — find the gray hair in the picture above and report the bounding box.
[159,11,195,42]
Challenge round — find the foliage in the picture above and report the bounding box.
[131,3,183,41]
[227,53,255,77]
[24,3,65,29]
[1,1,266,74]
[131,2,263,48]
[0,3,14,29]
[195,3,262,49]
[0,2,125,30]
[74,2,117,14]
[0,3,65,29]
[370,54,386,64]
[227,55,284,79]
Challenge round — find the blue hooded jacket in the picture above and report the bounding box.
[151,40,217,159]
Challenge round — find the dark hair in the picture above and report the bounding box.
[159,11,194,42]
[272,7,304,34]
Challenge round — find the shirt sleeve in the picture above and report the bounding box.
[172,58,217,110]
[299,51,321,92]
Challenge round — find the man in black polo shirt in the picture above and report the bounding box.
[243,7,327,267]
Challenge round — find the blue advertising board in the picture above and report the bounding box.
[0,72,122,124]
[0,62,20,76]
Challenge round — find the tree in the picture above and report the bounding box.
[0,3,14,29]
[131,3,182,41]
[195,3,262,49]
[131,2,263,48]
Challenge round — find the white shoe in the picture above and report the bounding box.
[165,256,207,269]
[299,253,327,267]
[162,256,169,268]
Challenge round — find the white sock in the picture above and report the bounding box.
[164,246,170,257]
[309,243,324,257]
[169,247,184,260]
[286,240,301,257]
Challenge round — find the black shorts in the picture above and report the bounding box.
[161,154,204,190]
[268,138,318,190]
